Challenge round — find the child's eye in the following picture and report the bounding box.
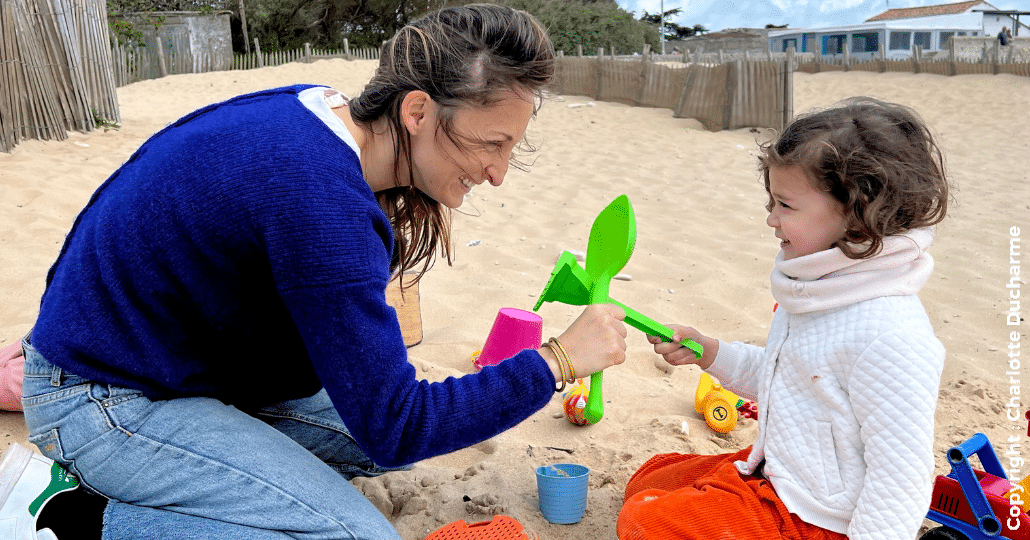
[778,201,792,210]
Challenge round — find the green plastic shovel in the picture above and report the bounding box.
[534,195,703,424]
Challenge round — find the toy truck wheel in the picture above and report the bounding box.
[703,394,738,433]
[918,526,970,540]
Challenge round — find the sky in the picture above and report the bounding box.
[613,0,1028,33]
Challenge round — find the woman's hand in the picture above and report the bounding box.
[543,303,627,380]
[647,324,718,369]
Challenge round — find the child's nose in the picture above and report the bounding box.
[766,211,778,228]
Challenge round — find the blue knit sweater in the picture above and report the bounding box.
[33,85,556,467]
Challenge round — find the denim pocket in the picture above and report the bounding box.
[28,428,63,460]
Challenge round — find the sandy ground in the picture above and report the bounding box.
[1,60,1028,539]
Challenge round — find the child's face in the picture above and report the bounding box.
[765,165,848,260]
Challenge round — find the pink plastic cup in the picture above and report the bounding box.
[473,308,544,371]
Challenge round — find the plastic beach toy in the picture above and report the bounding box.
[472,308,544,371]
[534,195,703,424]
[536,463,590,524]
[694,373,743,433]
[562,379,592,425]
[424,515,530,540]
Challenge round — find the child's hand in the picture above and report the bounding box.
[647,324,717,369]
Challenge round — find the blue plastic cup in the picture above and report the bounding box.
[535,463,590,524]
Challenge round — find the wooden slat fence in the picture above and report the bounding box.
[793,38,1030,78]
[795,56,1030,77]
[230,46,378,71]
[554,52,792,132]
[1,0,118,152]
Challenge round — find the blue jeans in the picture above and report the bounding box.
[21,335,404,540]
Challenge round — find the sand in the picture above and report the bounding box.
[1,60,1028,539]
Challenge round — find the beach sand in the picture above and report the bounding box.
[1,61,1028,539]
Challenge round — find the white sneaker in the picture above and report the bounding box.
[0,443,79,540]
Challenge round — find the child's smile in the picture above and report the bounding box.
[766,165,848,260]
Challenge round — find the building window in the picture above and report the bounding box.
[890,31,910,50]
[783,38,798,52]
[939,32,954,48]
[823,34,846,55]
[914,31,932,50]
[851,32,879,53]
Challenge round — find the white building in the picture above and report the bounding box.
[767,0,1026,59]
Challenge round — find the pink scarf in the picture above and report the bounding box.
[770,228,935,314]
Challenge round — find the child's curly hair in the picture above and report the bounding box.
[758,97,949,259]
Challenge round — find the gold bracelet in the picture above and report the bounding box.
[543,342,567,392]
[549,337,576,383]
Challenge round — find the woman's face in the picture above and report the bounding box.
[408,90,535,209]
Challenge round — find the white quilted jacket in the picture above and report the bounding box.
[707,228,945,540]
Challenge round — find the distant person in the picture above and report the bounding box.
[999,26,1011,46]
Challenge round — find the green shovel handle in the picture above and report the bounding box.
[583,372,604,424]
[612,300,704,358]
[580,300,703,425]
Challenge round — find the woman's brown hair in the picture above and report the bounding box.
[348,4,555,288]
[759,97,949,259]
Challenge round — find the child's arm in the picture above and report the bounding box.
[650,325,764,401]
[847,329,945,540]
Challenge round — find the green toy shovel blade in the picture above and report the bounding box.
[585,195,636,285]
[583,195,636,424]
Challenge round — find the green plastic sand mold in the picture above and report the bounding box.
[533,195,703,424]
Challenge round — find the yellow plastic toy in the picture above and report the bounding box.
[694,373,744,433]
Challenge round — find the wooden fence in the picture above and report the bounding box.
[0,0,118,153]
[796,56,1030,77]
[112,38,380,86]
[230,41,378,71]
[554,50,792,132]
[5,4,1028,154]
[793,43,1030,77]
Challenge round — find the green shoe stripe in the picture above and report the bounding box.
[28,463,79,516]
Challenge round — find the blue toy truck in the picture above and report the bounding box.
[919,433,1030,540]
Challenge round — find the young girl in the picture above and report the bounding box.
[619,97,949,540]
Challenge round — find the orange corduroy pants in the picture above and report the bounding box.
[617,447,849,540]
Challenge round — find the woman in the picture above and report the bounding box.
[4,4,627,539]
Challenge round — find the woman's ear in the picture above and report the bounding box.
[401,91,433,135]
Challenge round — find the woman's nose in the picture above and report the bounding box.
[485,163,506,186]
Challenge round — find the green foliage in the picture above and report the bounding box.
[638,8,707,41]
[108,17,146,47]
[92,110,121,132]
[104,0,662,56]
[232,0,448,52]
[502,0,658,55]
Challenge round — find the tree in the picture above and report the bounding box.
[235,0,447,51]
[107,0,659,56]
[502,0,658,55]
[638,9,707,41]
[637,8,678,42]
